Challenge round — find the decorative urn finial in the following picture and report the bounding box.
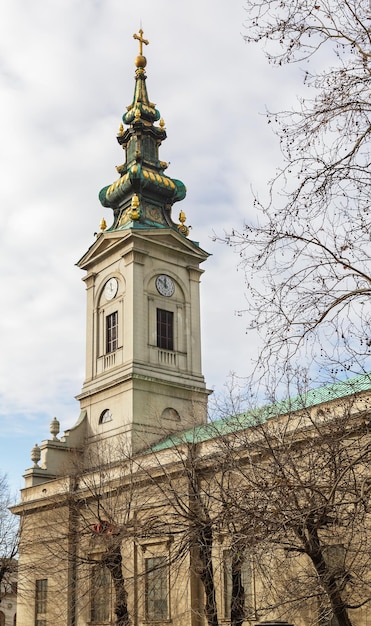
[50,416,60,441]
[129,193,140,220]
[31,443,41,468]
[178,210,190,237]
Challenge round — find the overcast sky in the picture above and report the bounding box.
[0,0,306,494]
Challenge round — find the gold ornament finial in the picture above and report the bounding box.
[177,210,190,237]
[100,217,107,231]
[133,28,149,56]
[129,193,140,220]
[133,28,149,68]
[159,118,165,130]
[117,122,124,136]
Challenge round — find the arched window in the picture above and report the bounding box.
[99,409,113,424]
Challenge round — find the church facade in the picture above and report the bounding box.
[12,32,371,626]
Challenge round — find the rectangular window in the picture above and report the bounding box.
[91,565,111,623]
[35,578,47,626]
[157,309,174,351]
[224,551,254,620]
[106,311,118,353]
[145,556,169,621]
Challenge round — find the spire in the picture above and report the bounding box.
[99,29,188,234]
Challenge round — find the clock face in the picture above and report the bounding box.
[104,277,118,301]
[156,274,175,297]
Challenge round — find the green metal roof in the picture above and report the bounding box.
[98,31,187,236]
[150,372,371,453]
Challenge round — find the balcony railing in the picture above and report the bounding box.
[158,349,177,367]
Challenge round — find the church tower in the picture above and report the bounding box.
[12,34,212,626]
[75,30,209,454]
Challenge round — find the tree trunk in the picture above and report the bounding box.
[187,448,219,626]
[197,522,219,626]
[103,544,130,626]
[300,525,353,626]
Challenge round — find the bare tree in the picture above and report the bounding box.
[22,398,371,626]
[139,440,221,626]
[67,464,133,626]
[147,433,262,626]
[125,433,253,626]
[60,444,165,626]
[223,0,371,386]
[15,443,154,626]
[215,6,371,619]
[18,435,224,626]
[0,473,18,595]
[212,382,371,626]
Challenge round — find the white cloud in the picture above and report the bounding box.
[0,0,305,491]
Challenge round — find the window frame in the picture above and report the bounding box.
[99,409,113,424]
[106,310,118,354]
[35,578,47,626]
[156,308,174,351]
[90,564,111,624]
[144,555,170,622]
[223,550,255,621]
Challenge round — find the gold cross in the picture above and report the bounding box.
[133,29,149,55]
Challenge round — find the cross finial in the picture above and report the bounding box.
[133,28,149,56]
